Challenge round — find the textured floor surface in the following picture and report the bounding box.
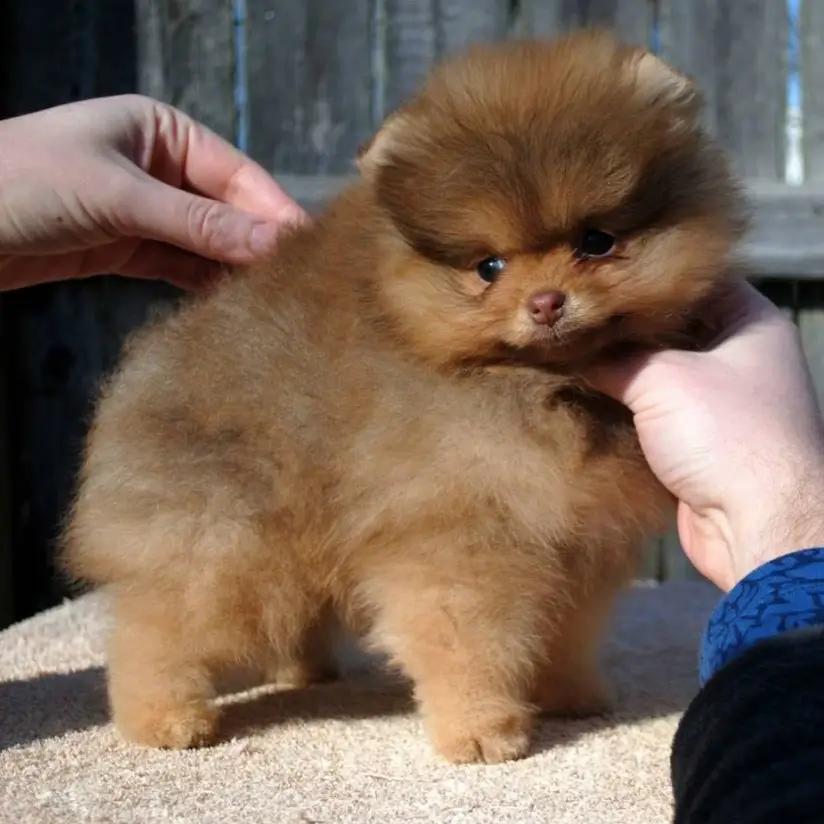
[0,582,720,824]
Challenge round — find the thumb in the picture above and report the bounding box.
[120,178,291,264]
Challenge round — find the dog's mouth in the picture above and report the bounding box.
[528,312,626,351]
[521,310,670,366]
[484,309,691,371]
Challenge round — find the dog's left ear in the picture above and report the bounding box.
[356,110,414,176]
[628,48,699,112]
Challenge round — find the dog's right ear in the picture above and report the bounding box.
[627,48,700,114]
[356,111,413,176]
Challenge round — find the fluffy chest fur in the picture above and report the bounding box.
[334,361,661,563]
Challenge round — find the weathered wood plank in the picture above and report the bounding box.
[382,0,509,118]
[382,0,438,116]
[802,0,824,179]
[660,527,706,582]
[437,0,509,53]
[746,180,824,278]
[513,0,654,46]
[136,0,236,140]
[246,0,374,174]
[658,0,788,180]
[637,537,663,582]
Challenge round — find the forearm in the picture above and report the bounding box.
[672,547,824,823]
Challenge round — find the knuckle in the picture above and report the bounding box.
[186,198,230,251]
[186,197,213,235]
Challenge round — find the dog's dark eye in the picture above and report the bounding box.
[576,229,616,259]
[476,256,506,283]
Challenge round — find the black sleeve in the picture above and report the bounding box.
[671,626,824,824]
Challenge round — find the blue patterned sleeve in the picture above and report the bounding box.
[700,546,824,685]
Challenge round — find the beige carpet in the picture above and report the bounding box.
[0,582,720,824]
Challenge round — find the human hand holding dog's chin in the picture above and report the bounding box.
[0,94,306,291]
[589,278,824,592]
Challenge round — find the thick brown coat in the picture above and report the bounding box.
[63,31,747,764]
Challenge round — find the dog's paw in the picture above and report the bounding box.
[115,700,219,749]
[428,711,532,765]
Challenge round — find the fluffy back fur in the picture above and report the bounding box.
[62,31,747,764]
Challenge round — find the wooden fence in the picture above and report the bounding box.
[0,0,822,627]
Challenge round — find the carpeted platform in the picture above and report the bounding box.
[0,582,720,823]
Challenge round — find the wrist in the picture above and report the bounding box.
[723,460,824,586]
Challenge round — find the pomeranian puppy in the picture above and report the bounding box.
[62,30,747,764]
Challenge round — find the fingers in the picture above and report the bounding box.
[586,278,789,409]
[147,101,307,225]
[117,178,290,265]
[204,151,308,227]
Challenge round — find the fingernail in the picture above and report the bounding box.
[279,204,310,226]
[250,222,280,254]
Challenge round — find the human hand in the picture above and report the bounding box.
[589,278,824,591]
[0,94,306,291]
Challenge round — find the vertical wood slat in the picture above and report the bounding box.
[658,0,788,179]
[382,0,438,116]
[635,536,662,582]
[382,0,509,118]
[436,0,510,53]
[137,0,237,141]
[245,0,374,174]
[798,2,824,412]
[513,0,654,46]
[801,0,824,179]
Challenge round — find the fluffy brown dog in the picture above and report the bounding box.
[63,30,747,764]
